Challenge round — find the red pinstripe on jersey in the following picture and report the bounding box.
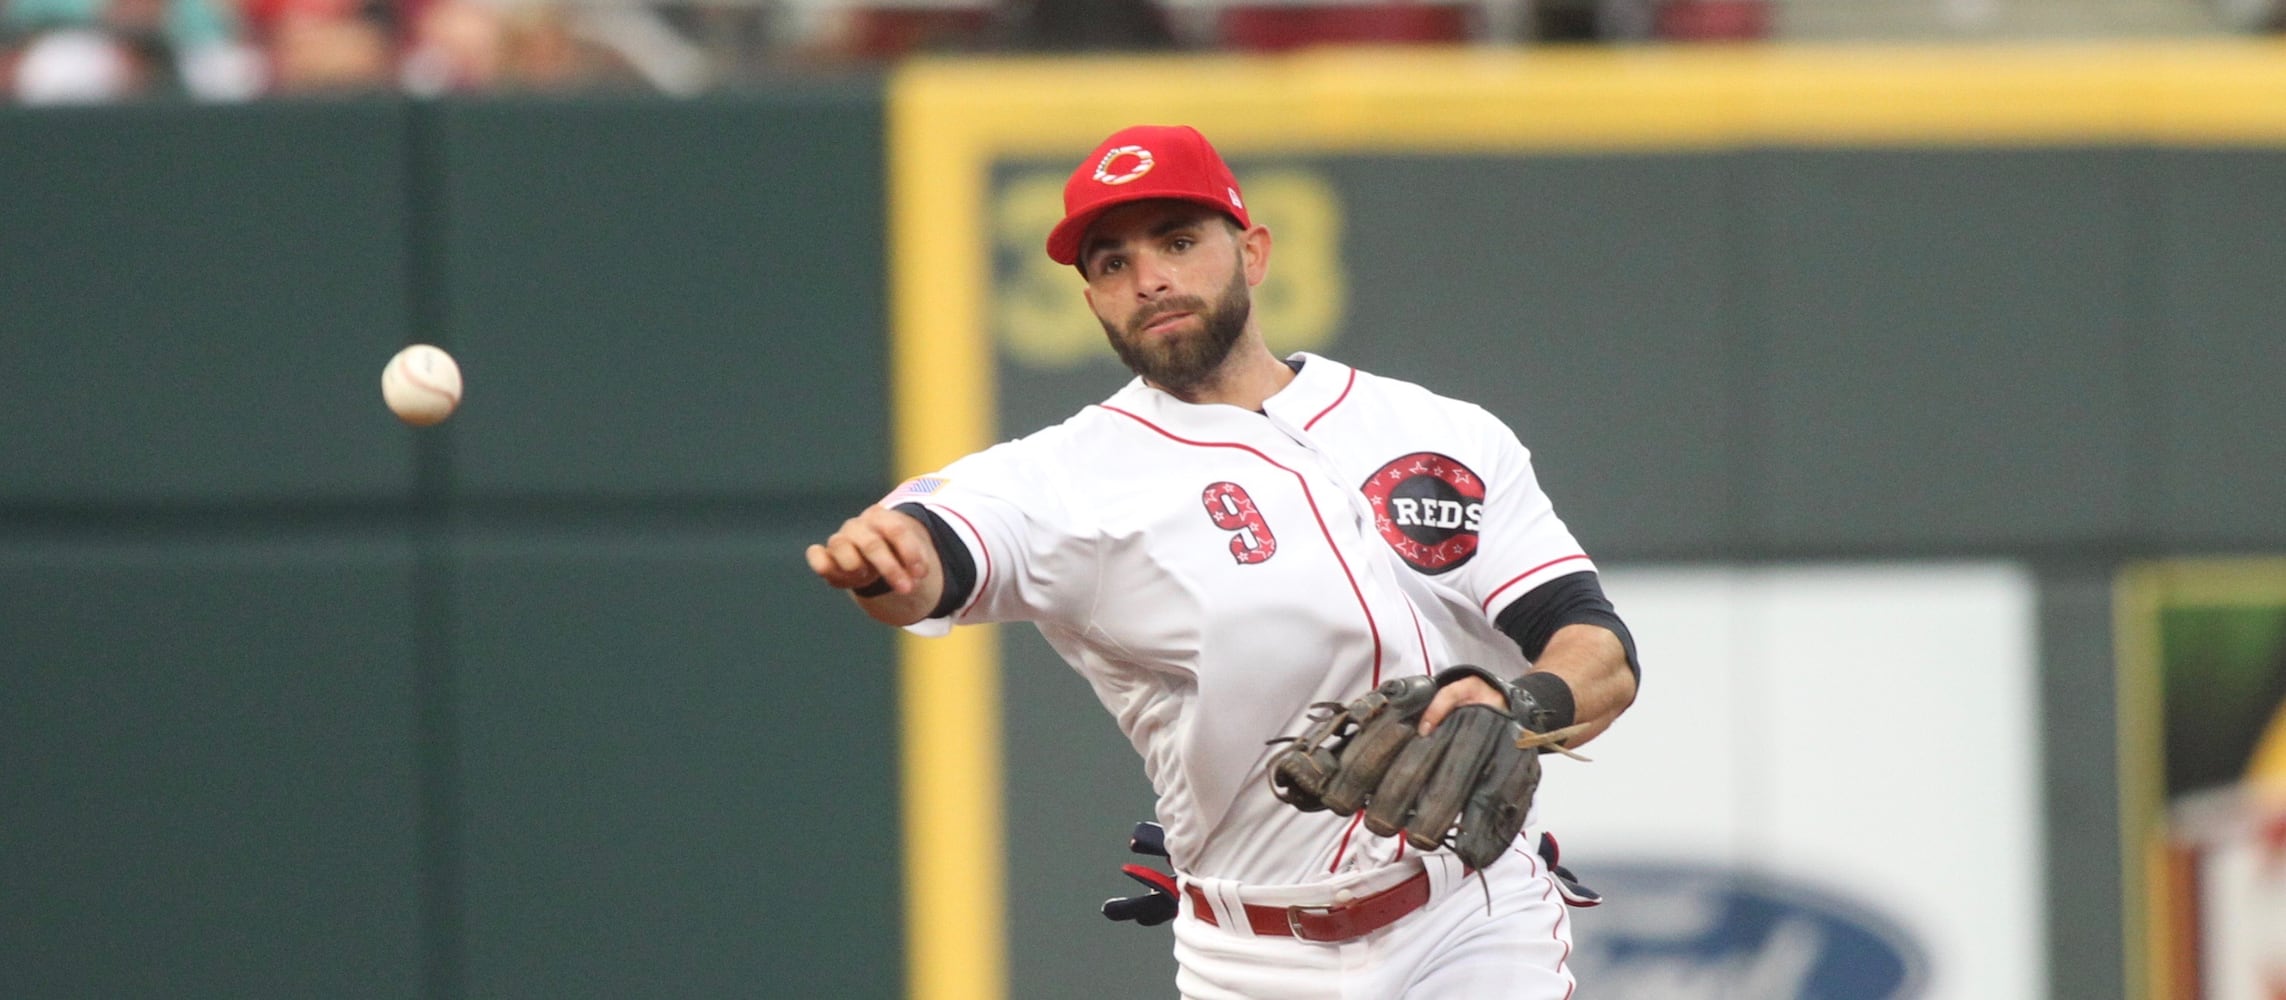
[1525,846,1578,995]
[1330,811,1370,874]
[1302,365,1358,431]
[1402,598,1432,686]
[1480,554,1591,616]
[1099,404,1386,686]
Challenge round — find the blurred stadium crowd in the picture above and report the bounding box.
[0,0,2277,102]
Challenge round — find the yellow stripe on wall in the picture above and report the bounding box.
[889,83,1006,1000]
[887,40,2286,1000]
[2114,566,2166,1000]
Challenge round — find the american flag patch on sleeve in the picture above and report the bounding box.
[881,476,948,504]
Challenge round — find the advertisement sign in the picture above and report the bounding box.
[1540,564,2043,999]
[1570,863,1926,999]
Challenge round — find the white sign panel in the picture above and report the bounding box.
[1535,562,2045,1000]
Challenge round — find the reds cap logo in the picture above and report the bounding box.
[1093,145,1155,185]
[1361,452,1485,574]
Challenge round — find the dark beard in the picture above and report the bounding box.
[1101,262,1251,396]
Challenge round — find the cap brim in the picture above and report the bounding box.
[1046,193,1245,266]
[1045,204,1113,266]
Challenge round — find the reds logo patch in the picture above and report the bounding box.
[1093,145,1155,185]
[1361,452,1485,574]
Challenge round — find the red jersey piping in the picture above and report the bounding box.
[1302,366,1358,431]
[1480,553,1592,616]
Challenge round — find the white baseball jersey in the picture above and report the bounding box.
[895,352,1594,887]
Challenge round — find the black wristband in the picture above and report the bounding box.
[853,577,894,598]
[896,503,977,620]
[1515,671,1577,734]
[1433,663,1569,734]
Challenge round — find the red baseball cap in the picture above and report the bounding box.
[1046,125,1251,266]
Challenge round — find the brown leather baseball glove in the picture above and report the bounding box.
[1266,667,1551,870]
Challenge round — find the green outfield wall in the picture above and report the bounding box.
[6,44,2286,1000]
[0,90,901,1000]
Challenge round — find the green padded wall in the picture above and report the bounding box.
[427,93,890,500]
[2153,149,2286,548]
[1,91,899,1000]
[452,526,898,1000]
[0,538,425,1000]
[420,91,901,993]
[0,103,418,506]
[1748,149,2143,553]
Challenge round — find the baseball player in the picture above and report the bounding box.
[806,124,1639,999]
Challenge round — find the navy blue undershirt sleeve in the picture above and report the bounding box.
[1493,570,1641,682]
[894,502,977,620]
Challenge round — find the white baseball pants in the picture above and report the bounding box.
[1172,846,1577,999]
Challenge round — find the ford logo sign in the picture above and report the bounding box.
[1568,862,1929,1000]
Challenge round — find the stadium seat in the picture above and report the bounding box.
[1214,1,1475,49]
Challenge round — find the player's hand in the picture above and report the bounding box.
[1417,674,1508,735]
[806,504,934,595]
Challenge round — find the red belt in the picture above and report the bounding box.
[1184,869,1433,943]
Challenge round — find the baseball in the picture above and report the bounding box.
[381,344,462,426]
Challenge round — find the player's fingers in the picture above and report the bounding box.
[884,520,932,581]
[1419,679,1504,735]
[809,539,875,588]
[1417,687,1459,735]
[813,542,864,581]
[804,543,835,578]
[850,531,916,594]
[828,521,902,583]
[859,506,933,580]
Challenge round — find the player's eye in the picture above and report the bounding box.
[1094,256,1126,278]
[1169,236,1195,253]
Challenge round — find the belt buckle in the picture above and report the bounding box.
[1284,905,1314,938]
[1284,901,1346,941]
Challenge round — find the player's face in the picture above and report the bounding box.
[1079,202,1254,395]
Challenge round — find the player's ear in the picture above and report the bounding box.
[1239,223,1272,287]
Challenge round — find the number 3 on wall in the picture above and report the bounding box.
[1202,482,1278,564]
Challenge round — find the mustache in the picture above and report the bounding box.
[1127,296,1210,336]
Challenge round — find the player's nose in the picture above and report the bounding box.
[1130,252,1175,299]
